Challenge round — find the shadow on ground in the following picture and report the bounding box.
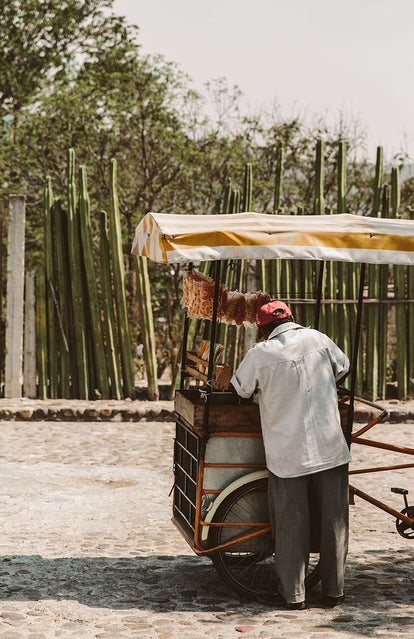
[0,548,413,634]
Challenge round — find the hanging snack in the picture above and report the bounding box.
[182,270,269,326]
[183,271,227,320]
[245,292,271,325]
[233,293,247,326]
[182,270,203,308]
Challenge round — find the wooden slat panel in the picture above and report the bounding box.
[175,390,261,436]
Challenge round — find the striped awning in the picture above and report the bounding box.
[131,211,414,265]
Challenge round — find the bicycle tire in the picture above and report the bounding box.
[209,477,320,600]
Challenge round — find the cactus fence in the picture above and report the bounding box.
[191,145,413,401]
[35,149,147,400]
[2,140,413,401]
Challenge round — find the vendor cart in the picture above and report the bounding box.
[132,211,414,601]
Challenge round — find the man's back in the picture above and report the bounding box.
[231,322,351,478]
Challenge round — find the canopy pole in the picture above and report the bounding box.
[180,263,193,390]
[347,262,367,447]
[206,261,222,387]
[203,261,223,435]
[314,261,325,330]
[179,313,190,390]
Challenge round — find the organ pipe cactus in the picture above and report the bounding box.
[314,139,325,215]
[273,145,284,213]
[373,147,383,214]
[67,148,89,398]
[337,141,347,214]
[391,166,401,214]
[408,207,414,395]
[99,211,122,399]
[377,185,390,399]
[44,176,58,397]
[135,254,159,400]
[365,147,383,398]
[52,199,70,398]
[78,166,109,398]
[242,163,252,211]
[36,269,47,399]
[108,158,136,398]
[391,165,406,398]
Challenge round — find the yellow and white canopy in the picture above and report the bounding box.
[131,211,414,265]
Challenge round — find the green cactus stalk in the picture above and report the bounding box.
[231,185,244,370]
[377,185,389,398]
[337,140,347,214]
[273,145,284,213]
[78,166,109,398]
[372,146,383,214]
[335,141,348,358]
[365,147,384,398]
[307,139,325,326]
[269,146,284,298]
[393,263,407,399]
[36,269,48,399]
[135,255,159,400]
[44,176,58,397]
[366,260,380,399]
[242,163,252,211]
[231,187,241,215]
[222,179,232,215]
[314,139,325,215]
[52,199,70,397]
[99,211,122,399]
[109,158,135,398]
[67,148,89,398]
[391,165,406,398]
[391,166,401,214]
[408,207,414,396]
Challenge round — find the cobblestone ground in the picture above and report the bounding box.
[0,419,412,638]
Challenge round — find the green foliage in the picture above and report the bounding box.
[0,0,132,118]
[2,2,414,395]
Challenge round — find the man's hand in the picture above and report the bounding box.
[336,366,351,387]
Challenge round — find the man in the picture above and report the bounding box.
[230,300,351,610]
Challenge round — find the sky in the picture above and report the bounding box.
[112,0,414,164]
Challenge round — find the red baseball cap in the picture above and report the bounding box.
[255,300,293,327]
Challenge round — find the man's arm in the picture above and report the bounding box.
[336,366,351,387]
[230,352,257,399]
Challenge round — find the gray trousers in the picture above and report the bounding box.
[268,464,349,603]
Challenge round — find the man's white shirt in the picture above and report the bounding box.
[230,322,351,478]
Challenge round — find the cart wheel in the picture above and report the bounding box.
[395,506,414,539]
[209,477,320,601]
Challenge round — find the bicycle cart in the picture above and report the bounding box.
[132,211,414,601]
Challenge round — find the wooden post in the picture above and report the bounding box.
[5,195,26,398]
[23,270,37,398]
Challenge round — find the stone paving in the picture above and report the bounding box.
[0,396,414,424]
[0,414,412,638]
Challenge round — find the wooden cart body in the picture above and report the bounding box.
[173,390,265,553]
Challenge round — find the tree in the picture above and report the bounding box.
[0,0,134,120]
